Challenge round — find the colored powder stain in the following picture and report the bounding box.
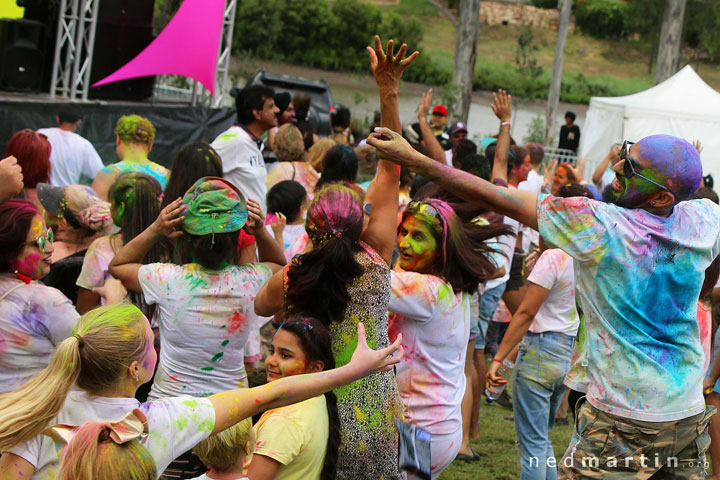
[221,339,229,346]
[176,418,188,430]
[353,403,366,421]
[226,311,246,334]
[183,399,200,408]
[200,366,214,372]
[211,352,224,362]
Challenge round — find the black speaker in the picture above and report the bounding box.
[0,19,45,91]
[89,0,156,100]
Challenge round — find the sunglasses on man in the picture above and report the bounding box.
[620,140,674,195]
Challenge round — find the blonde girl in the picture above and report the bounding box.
[0,304,403,479]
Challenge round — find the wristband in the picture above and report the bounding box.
[500,121,511,127]
[492,357,503,364]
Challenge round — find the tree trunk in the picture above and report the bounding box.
[654,0,687,84]
[452,0,481,124]
[545,0,572,144]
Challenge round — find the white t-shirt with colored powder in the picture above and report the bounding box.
[9,390,215,480]
[37,127,104,187]
[538,194,720,421]
[212,126,268,214]
[526,248,579,336]
[0,275,79,393]
[139,262,272,399]
[388,270,470,435]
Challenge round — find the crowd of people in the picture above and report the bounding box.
[0,34,718,480]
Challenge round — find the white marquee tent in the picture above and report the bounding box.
[580,65,720,185]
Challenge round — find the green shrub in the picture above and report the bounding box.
[233,0,427,75]
[530,0,559,9]
[574,0,628,39]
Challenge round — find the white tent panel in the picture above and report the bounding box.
[580,66,720,186]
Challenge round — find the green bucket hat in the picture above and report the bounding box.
[182,177,248,237]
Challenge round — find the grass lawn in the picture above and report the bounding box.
[369,1,720,95]
[438,378,575,480]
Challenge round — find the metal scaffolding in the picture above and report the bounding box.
[49,0,237,105]
[50,0,99,101]
[191,0,238,107]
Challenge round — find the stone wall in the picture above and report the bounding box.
[480,1,575,31]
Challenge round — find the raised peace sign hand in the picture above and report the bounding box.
[367,35,419,92]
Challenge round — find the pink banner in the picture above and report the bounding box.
[92,0,225,93]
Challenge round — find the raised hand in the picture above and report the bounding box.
[0,156,23,203]
[543,158,558,189]
[568,156,586,182]
[367,127,415,163]
[150,198,185,238]
[490,89,512,124]
[243,198,265,236]
[693,139,703,154]
[269,212,287,236]
[417,88,433,122]
[367,35,419,92]
[349,322,403,377]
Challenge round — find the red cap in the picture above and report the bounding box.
[432,104,448,116]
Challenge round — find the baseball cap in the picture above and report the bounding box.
[432,105,448,116]
[480,137,497,151]
[450,122,468,135]
[182,177,248,236]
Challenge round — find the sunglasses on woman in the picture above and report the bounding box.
[620,141,673,195]
[406,201,440,220]
[28,229,54,253]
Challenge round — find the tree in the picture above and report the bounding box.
[451,0,481,123]
[545,0,572,143]
[654,0,687,84]
[428,0,480,124]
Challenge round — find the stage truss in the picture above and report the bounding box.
[49,0,238,107]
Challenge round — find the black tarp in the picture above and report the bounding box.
[0,101,237,168]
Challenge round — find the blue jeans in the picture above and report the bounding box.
[513,331,575,480]
[474,282,507,350]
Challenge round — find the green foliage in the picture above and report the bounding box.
[473,58,652,104]
[574,0,628,39]
[514,31,545,100]
[530,0,559,8]
[233,0,432,76]
[524,115,546,144]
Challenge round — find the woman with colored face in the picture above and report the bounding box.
[0,304,402,480]
[254,36,415,479]
[246,318,340,480]
[76,172,163,315]
[551,164,577,195]
[388,199,512,478]
[0,199,79,394]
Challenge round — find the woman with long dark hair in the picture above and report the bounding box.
[246,317,340,480]
[110,177,286,400]
[388,198,511,478]
[255,37,417,479]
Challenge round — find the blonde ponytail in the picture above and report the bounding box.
[0,337,81,451]
[56,422,156,480]
[0,303,148,452]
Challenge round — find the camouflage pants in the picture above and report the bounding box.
[559,399,715,479]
